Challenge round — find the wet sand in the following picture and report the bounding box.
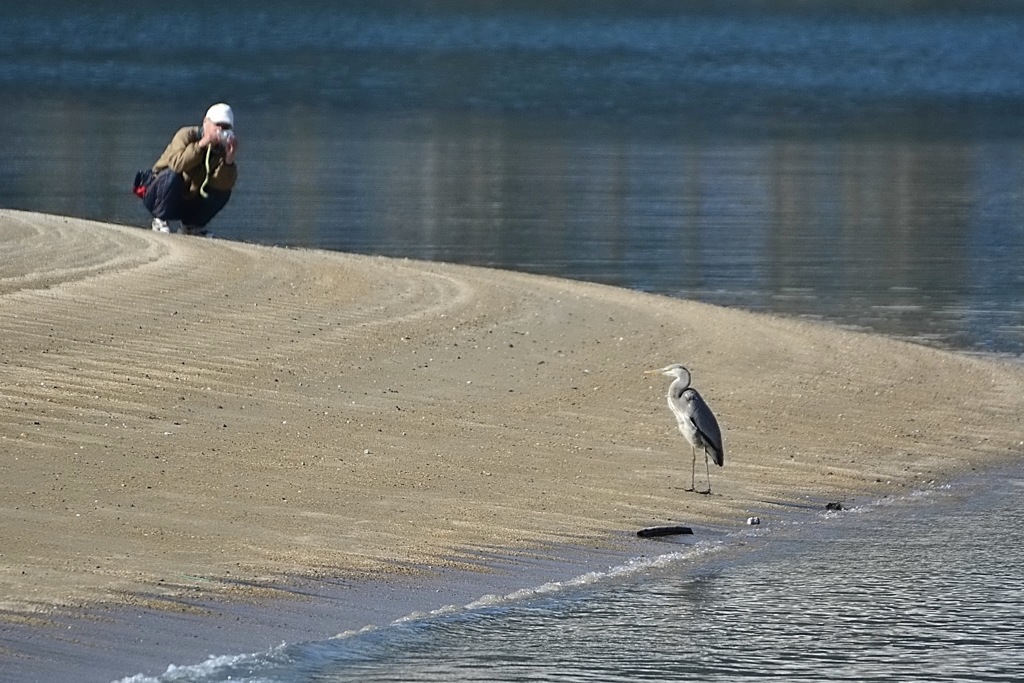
[2,209,1023,681]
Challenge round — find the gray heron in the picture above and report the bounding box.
[645,363,724,495]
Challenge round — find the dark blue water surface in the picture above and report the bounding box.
[4,1,1024,121]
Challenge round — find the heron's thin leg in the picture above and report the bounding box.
[702,450,712,495]
[688,446,696,492]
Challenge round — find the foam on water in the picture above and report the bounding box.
[114,650,279,683]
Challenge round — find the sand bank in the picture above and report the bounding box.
[2,210,1022,679]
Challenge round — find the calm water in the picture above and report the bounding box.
[1,2,1022,681]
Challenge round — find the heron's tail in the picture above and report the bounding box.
[709,445,724,468]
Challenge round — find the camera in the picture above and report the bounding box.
[218,129,235,146]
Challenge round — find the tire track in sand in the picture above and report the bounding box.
[0,212,474,450]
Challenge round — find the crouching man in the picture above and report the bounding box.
[135,103,238,236]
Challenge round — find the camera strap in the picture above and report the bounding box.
[199,145,214,198]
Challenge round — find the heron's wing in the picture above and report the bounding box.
[685,389,724,466]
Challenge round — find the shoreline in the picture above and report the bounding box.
[2,210,1023,681]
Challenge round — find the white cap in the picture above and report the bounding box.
[205,103,234,128]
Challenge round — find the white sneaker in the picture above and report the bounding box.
[151,217,171,233]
